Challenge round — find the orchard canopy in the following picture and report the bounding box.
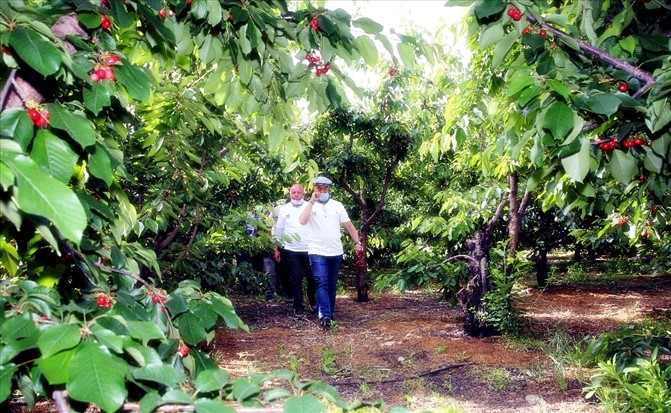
[1,0,670,412]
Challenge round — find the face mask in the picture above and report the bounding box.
[318,193,330,203]
[291,199,304,206]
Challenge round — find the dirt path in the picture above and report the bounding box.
[214,273,671,412]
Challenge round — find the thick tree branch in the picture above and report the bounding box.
[176,203,201,261]
[363,166,394,231]
[526,14,656,99]
[518,190,532,216]
[0,68,18,110]
[156,203,188,252]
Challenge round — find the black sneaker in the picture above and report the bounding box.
[307,304,317,315]
[293,307,306,318]
[320,316,332,332]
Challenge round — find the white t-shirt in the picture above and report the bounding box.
[273,202,309,252]
[304,199,351,256]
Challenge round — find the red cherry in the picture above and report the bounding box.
[507,8,518,17]
[159,9,167,18]
[96,68,107,79]
[41,315,48,320]
[639,175,646,180]
[511,11,522,21]
[598,143,609,150]
[168,10,174,17]
[152,295,161,303]
[1,45,11,55]
[101,19,112,30]
[34,116,47,128]
[618,83,629,93]
[90,72,100,82]
[178,345,189,357]
[105,55,121,64]
[229,13,233,20]
[634,137,644,145]
[187,0,192,3]
[27,108,41,121]
[522,27,530,35]
[539,29,547,38]
[623,140,635,148]
[104,67,115,80]
[97,296,107,306]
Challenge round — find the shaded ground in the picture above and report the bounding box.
[213,272,671,412]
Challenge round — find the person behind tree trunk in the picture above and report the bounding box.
[273,184,316,316]
[299,176,363,331]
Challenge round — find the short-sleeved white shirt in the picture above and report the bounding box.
[273,202,309,252]
[304,199,351,256]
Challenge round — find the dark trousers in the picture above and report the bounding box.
[284,249,316,311]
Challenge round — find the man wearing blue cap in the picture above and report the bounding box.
[299,176,364,331]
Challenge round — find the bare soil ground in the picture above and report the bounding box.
[214,272,671,413]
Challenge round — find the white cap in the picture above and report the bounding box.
[313,176,332,185]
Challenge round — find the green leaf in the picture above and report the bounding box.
[355,35,378,67]
[67,341,127,413]
[90,324,124,354]
[30,129,78,183]
[38,347,76,384]
[268,122,286,153]
[48,104,96,149]
[1,153,86,244]
[610,150,636,184]
[125,321,166,343]
[0,109,33,151]
[283,394,325,413]
[211,295,247,331]
[642,146,662,173]
[37,324,81,358]
[194,399,237,413]
[473,0,506,20]
[352,17,383,34]
[0,363,17,403]
[560,138,591,183]
[543,102,574,141]
[479,23,504,49]
[10,27,62,76]
[88,144,113,187]
[132,365,187,388]
[546,79,570,101]
[176,312,207,345]
[78,13,104,29]
[195,369,230,393]
[397,42,415,68]
[491,31,517,68]
[586,94,621,117]
[83,83,112,115]
[115,63,151,102]
[507,76,535,97]
[161,389,194,404]
[231,378,260,401]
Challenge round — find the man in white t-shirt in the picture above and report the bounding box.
[299,176,364,331]
[273,184,316,316]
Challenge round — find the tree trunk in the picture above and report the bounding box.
[356,232,369,303]
[457,230,497,337]
[535,248,549,287]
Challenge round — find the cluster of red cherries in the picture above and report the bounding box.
[27,108,49,128]
[310,17,319,30]
[507,7,523,21]
[96,293,113,309]
[100,14,112,30]
[598,136,650,151]
[306,51,331,77]
[90,54,120,82]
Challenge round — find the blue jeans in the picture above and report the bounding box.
[309,254,342,320]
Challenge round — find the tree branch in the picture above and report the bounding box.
[518,190,532,216]
[526,13,656,98]
[156,203,188,252]
[0,68,18,110]
[441,254,479,266]
[177,203,201,261]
